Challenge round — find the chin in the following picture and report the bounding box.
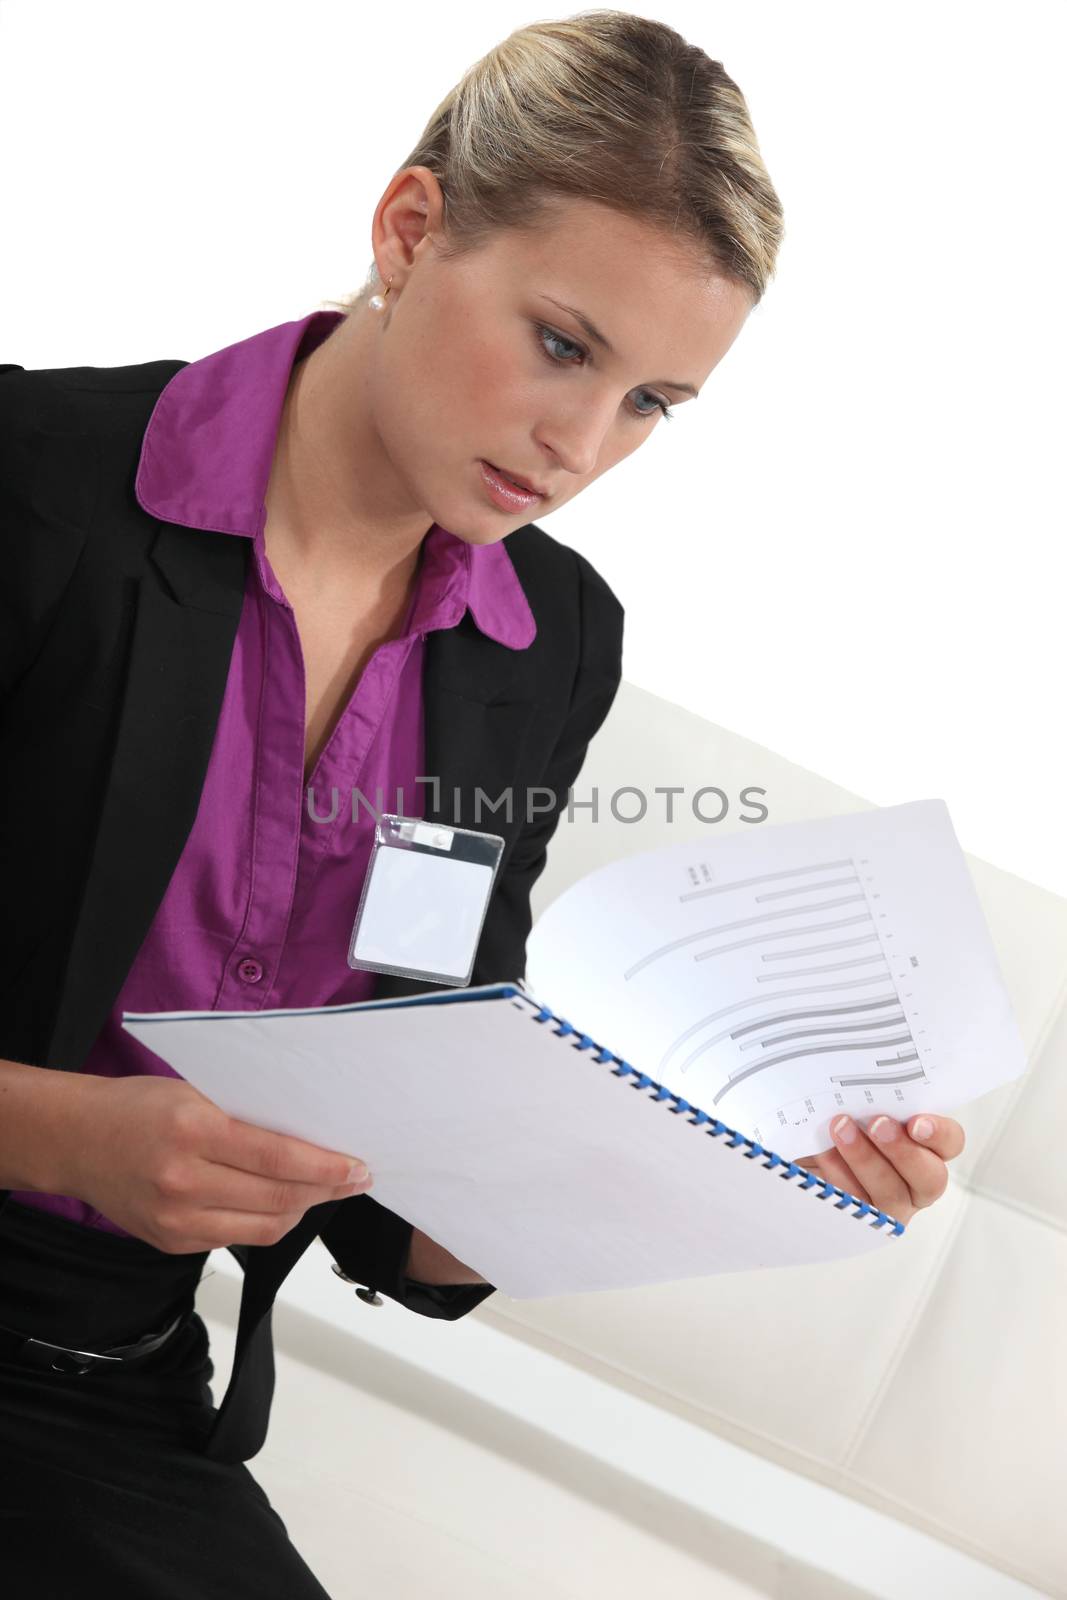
[454,525,516,548]
[433,501,523,546]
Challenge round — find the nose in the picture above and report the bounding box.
[535,398,616,482]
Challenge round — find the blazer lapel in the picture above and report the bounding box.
[46,524,248,1072]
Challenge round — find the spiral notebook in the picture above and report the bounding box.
[123,981,905,1299]
[124,800,1029,1296]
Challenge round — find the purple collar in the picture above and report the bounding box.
[134,310,536,649]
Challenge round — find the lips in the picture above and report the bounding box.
[487,461,544,496]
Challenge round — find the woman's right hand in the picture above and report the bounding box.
[64,1073,373,1255]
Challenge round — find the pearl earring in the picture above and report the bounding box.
[368,276,394,313]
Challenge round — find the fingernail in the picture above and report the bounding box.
[832,1115,857,1145]
[911,1117,935,1142]
[870,1116,899,1143]
[347,1162,369,1182]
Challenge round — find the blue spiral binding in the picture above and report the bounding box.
[529,1004,905,1236]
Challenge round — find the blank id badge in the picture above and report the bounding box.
[347,814,505,987]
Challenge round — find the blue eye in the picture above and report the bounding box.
[533,322,674,422]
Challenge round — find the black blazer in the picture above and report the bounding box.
[0,357,624,1460]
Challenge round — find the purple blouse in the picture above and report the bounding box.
[11,310,536,1234]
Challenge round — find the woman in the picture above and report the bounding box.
[0,10,963,1595]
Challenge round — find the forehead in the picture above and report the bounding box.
[489,195,710,286]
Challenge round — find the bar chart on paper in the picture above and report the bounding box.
[524,800,1027,1160]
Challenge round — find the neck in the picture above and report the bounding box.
[263,311,431,596]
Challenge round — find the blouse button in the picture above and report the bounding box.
[237,957,264,984]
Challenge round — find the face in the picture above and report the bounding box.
[357,170,755,545]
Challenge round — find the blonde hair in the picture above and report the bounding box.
[327,9,784,314]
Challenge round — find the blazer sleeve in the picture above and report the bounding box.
[0,367,91,700]
[317,545,625,1317]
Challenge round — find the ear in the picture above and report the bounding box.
[370,166,444,289]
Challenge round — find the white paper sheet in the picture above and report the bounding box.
[525,799,1028,1160]
[122,988,901,1297]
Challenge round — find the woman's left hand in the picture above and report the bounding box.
[796,1113,966,1225]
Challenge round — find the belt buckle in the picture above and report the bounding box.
[15,1311,185,1376]
[20,1336,124,1376]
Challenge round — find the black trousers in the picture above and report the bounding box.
[0,1199,333,1598]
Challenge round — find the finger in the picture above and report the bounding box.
[800,1114,966,1170]
[798,1147,876,1207]
[905,1113,966,1162]
[829,1116,916,1218]
[188,1160,373,1217]
[861,1114,952,1210]
[165,1207,313,1254]
[220,1118,369,1187]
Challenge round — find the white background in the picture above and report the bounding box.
[2,7,1059,1593]
[1,0,1062,901]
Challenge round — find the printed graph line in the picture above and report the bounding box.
[755,874,859,902]
[711,1035,914,1105]
[679,858,854,902]
[740,1014,908,1051]
[835,1066,925,1087]
[656,973,896,1073]
[761,933,880,962]
[692,914,872,965]
[678,998,906,1074]
[730,997,903,1040]
[756,954,887,980]
[623,898,869,980]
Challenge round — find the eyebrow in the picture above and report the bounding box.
[536,294,700,398]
